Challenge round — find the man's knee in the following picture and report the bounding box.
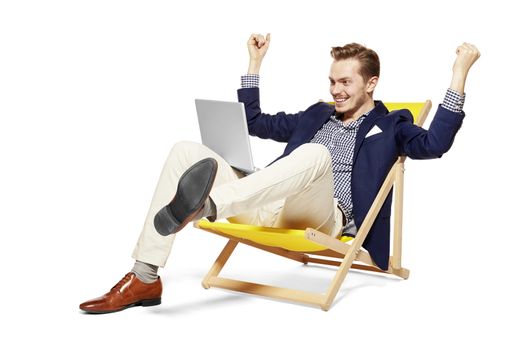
[169,140,201,154]
[164,140,207,167]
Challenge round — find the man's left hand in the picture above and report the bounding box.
[453,42,480,77]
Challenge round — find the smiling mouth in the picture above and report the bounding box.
[334,97,349,104]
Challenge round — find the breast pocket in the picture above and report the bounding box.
[362,133,386,144]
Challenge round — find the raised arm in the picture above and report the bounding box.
[396,43,480,159]
[240,33,302,142]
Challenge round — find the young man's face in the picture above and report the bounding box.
[329,58,377,118]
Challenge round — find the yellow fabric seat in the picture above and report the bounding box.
[384,102,424,124]
[198,220,353,252]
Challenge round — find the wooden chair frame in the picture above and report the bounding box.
[195,100,432,311]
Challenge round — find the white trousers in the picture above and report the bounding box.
[132,141,344,267]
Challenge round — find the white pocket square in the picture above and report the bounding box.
[365,125,382,138]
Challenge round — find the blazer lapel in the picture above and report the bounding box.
[305,104,334,141]
[352,101,388,164]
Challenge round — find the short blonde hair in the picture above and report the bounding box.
[331,43,380,81]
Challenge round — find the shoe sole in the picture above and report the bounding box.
[154,158,218,236]
[80,298,161,314]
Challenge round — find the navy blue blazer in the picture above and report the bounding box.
[238,87,465,270]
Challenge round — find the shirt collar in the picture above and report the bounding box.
[331,110,370,129]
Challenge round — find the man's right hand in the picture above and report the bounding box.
[247,33,271,74]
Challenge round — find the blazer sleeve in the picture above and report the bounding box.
[237,87,302,142]
[394,105,465,159]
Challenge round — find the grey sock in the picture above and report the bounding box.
[195,197,217,222]
[131,260,159,284]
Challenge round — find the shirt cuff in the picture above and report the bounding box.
[442,88,465,113]
[241,74,260,88]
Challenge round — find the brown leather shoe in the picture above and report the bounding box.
[79,272,162,314]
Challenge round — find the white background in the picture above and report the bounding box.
[1,0,524,348]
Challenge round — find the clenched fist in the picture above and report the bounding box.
[246,33,271,75]
[247,33,271,62]
[450,42,480,94]
[453,42,480,76]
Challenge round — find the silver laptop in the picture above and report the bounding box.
[195,99,259,174]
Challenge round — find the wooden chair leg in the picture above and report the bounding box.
[321,241,362,310]
[392,161,404,270]
[202,240,238,289]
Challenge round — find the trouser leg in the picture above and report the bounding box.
[132,141,241,267]
[211,143,343,237]
[133,142,342,267]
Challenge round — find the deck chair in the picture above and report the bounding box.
[194,100,432,311]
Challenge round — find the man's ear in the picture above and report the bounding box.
[366,76,379,93]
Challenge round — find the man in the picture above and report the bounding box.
[79,34,480,314]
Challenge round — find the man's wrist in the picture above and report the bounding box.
[449,71,467,95]
[248,59,262,75]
